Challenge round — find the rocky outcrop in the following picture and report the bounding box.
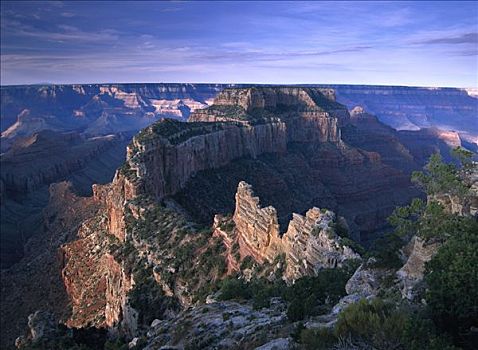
[233,181,360,281]
[233,181,283,263]
[142,300,288,350]
[191,87,347,143]
[119,87,349,206]
[127,119,287,202]
[92,172,138,241]
[344,259,384,298]
[15,311,58,349]
[396,236,441,300]
[60,216,135,333]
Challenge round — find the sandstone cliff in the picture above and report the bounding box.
[222,181,360,282]
[190,87,347,143]
[127,119,287,201]
[0,182,100,349]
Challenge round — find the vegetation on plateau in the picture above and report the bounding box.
[295,147,477,350]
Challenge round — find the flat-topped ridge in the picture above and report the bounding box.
[210,86,345,114]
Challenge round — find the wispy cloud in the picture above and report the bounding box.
[1,17,119,44]
[1,1,477,86]
[60,12,76,18]
[419,32,478,45]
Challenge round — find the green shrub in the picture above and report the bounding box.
[287,298,305,321]
[402,313,458,350]
[104,340,128,350]
[299,328,337,350]
[412,152,470,197]
[240,255,255,270]
[217,277,252,301]
[334,299,460,349]
[367,232,404,268]
[425,229,478,348]
[335,298,408,349]
[284,267,352,321]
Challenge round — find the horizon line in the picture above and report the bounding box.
[1,82,476,89]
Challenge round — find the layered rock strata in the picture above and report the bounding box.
[129,120,287,201]
[1,83,232,148]
[60,210,137,334]
[190,87,347,143]
[233,181,360,281]
[93,87,347,241]
[0,131,127,195]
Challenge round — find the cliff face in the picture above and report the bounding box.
[398,128,463,164]
[60,206,136,334]
[92,173,138,242]
[95,87,346,241]
[396,236,441,300]
[3,83,476,152]
[233,181,283,263]
[0,182,99,349]
[232,181,360,281]
[0,130,129,268]
[328,85,478,137]
[128,120,287,202]
[0,131,127,195]
[190,87,346,143]
[1,84,233,150]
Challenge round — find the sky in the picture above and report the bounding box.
[1,1,477,87]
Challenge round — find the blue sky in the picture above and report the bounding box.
[1,1,477,87]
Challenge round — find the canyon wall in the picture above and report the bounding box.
[190,87,346,143]
[327,85,478,145]
[3,84,476,153]
[1,83,235,150]
[112,87,344,206]
[1,131,127,195]
[60,213,136,333]
[129,120,288,201]
[0,130,129,268]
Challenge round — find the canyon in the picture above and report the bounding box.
[1,85,477,349]
[1,83,232,151]
[0,131,129,268]
[2,84,475,267]
[2,84,476,151]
